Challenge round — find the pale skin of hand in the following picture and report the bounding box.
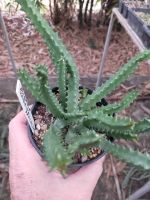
[9,111,105,200]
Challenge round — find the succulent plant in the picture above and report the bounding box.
[16,0,150,174]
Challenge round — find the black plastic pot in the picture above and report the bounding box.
[127,8,150,49]
[28,87,112,174]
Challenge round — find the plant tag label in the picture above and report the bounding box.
[16,80,35,133]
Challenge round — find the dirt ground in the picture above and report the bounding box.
[0,14,150,78]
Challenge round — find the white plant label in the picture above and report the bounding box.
[16,80,35,133]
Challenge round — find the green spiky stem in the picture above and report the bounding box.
[56,58,67,110]
[68,130,101,154]
[19,66,65,118]
[84,120,137,140]
[65,126,89,145]
[18,69,42,102]
[83,112,137,140]
[86,111,134,130]
[100,90,139,115]
[43,125,71,174]
[134,119,150,133]
[99,137,150,170]
[66,66,79,113]
[19,67,85,119]
[81,51,150,111]
[16,0,79,113]
[15,0,75,70]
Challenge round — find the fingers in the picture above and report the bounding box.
[65,155,105,185]
[71,155,105,177]
[9,111,29,147]
[9,111,39,160]
[9,110,27,127]
[57,155,106,199]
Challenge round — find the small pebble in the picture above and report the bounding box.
[34,119,40,125]
[93,154,97,158]
[89,155,93,159]
[90,148,94,153]
[41,136,44,140]
[41,124,48,131]
[35,115,42,119]
[36,124,41,130]
[38,134,42,139]
[81,156,88,162]
[97,149,101,154]
[34,130,39,136]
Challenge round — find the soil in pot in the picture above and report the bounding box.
[29,87,110,167]
[32,103,103,164]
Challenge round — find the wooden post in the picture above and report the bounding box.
[96,12,115,88]
[0,9,17,77]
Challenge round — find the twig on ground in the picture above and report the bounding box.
[140,104,150,116]
[120,84,135,91]
[0,98,19,103]
[122,167,137,189]
[110,155,122,200]
[0,9,17,77]
[126,180,150,200]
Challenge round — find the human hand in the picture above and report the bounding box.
[9,111,105,200]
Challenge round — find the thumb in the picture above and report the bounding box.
[9,111,41,162]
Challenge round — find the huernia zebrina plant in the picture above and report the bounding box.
[16,0,150,174]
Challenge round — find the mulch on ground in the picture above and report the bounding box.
[0,13,150,78]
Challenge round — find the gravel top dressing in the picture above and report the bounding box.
[33,104,102,164]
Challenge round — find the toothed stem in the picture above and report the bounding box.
[134,119,150,133]
[57,58,67,110]
[81,51,150,111]
[100,137,150,170]
[66,66,79,113]
[100,90,139,115]
[43,124,72,174]
[16,0,79,113]
[19,66,65,118]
